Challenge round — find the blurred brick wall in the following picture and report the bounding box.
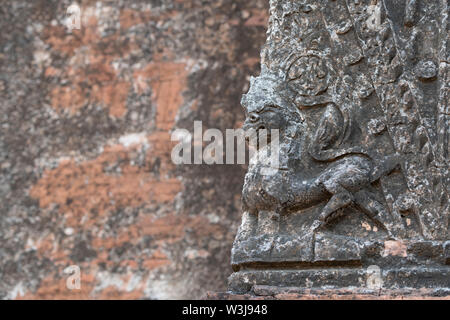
[0,0,268,299]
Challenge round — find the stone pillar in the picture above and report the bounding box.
[227,0,449,299]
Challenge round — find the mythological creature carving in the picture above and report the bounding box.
[229,0,449,295]
[241,70,403,240]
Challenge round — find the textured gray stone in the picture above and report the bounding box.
[230,0,449,295]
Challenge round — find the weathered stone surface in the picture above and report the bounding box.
[206,286,450,300]
[445,241,450,265]
[230,0,449,295]
[0,0,268,299]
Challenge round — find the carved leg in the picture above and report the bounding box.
[316,161,367,223]
[318,190,354,222]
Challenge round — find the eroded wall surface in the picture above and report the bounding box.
[0,0,268,299]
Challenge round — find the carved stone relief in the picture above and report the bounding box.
[230,0,449,295]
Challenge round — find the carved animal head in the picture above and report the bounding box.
[241,72,304,135]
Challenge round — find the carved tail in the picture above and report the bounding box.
[369,154,403,184]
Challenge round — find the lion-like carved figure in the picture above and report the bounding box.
[240,72,403,237]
